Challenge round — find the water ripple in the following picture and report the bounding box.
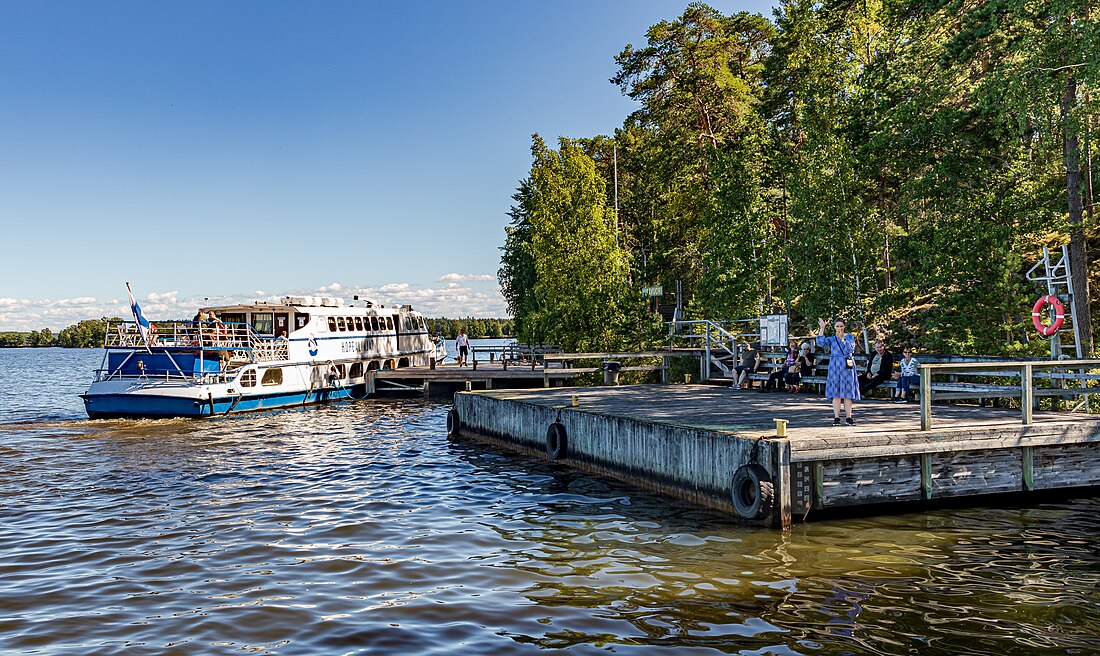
[0,349,1098,654]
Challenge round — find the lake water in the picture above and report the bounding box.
[1,348,1097,655]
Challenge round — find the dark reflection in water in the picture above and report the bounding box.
[0,349,1098,655]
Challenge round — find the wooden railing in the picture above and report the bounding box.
[919,359,1100,431]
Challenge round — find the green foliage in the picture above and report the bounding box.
[499,1,1098,356]
[0,318,115,348]
[498,135,641,351]
[426,318,514,339]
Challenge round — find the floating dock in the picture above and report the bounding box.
[449,385,1100,528]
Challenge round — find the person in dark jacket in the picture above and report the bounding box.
[858,339,894,396]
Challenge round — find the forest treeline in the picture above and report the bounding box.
[0,317,514,348]
[499,1,1098,356]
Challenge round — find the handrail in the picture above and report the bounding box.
[918,359,1100,430]
[668,319,740,377]
[103,320,291,364]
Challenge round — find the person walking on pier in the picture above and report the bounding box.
[455,329,470,367]
[817,318,860,425]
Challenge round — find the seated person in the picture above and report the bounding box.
[785,342,815,393]
[892,347,920,402]
[761,340,799,392]
[733,341,761,389]
[858,339,894,396]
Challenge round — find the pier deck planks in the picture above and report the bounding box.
[451,384,1100,527]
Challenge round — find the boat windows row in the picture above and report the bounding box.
[323,315,426,334]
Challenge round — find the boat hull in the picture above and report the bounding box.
[82,376,373,419]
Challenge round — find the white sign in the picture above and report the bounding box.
[759,314,789,347]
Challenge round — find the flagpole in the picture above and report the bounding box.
[126,281,153,353]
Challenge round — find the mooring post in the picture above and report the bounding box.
[770,439,792,530]
[1021,364,1034,426]
[920,366,933,431]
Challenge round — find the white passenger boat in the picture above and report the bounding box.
[82,295,437,418]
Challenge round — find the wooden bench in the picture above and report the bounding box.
[733,351,1099,405]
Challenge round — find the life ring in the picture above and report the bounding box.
[1031,295,1065,337]
[446,408,461,436]
[730,464,774,520]
[546,422,567,460]
[149,324,159,346]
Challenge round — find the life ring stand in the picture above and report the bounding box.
[546,422,567,460]
[1031,295,1065,337]
[731,464,774,520]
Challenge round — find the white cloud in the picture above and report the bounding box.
[145,291,179,304]
[437,273,495,282]
[377,283,410,293]
[1,279,509,332]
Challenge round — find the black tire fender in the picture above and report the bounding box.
[731,464,775,520]
[545,422,567,460]
[446,407,461,436]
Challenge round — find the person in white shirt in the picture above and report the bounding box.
[892,348,920,403]
[455,330,470,366]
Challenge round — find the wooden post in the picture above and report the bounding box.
[920,453,933,500]
[770,439,792,530]
[543,372,549,388]
[661,356,669,384]
[1021,364,1034,426]
[1021,446,1034,492]
[704,323,711,383]
[812,462,825,510]
[920,366,933,431]
[422,381,430,398]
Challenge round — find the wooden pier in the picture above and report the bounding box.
[449,384,1100,528]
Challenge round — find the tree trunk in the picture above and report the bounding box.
[1064,75,1094,355]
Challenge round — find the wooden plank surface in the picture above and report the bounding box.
[470,384,1100,462]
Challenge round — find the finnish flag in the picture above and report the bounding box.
[126,282,152,350]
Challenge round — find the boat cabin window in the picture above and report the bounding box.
[337,317,346,332]
[349,362,363,378]
[252,313,274,336]
[221,312,246,326]
[240,369,257,388]
[327,317,337,332]
[261,368,283,386]
[386,316,394,331]
[370,316,379,331]
[334,363,346,379]
[295,314,310,331]
[354,317,363,331]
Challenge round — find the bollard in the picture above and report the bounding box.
[684,373,691,384]
[571,395,579,407]
[465,380,472,391]
[429,357,437,371]
[773,418,789,438]
[490,352,495,362]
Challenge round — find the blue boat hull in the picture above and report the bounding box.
[82,385,372,419]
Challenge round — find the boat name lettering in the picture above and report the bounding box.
[342,339,373,353]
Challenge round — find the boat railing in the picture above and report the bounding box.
[104,320,289,362]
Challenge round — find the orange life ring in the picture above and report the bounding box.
[1031,295,1065,337]
[149,323,159,346]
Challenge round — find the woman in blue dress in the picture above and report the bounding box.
[816,317,860,425]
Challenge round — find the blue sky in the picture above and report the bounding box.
[0,0,775,330]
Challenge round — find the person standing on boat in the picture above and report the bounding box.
[817,317,860,426]
[456,330,470,366]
